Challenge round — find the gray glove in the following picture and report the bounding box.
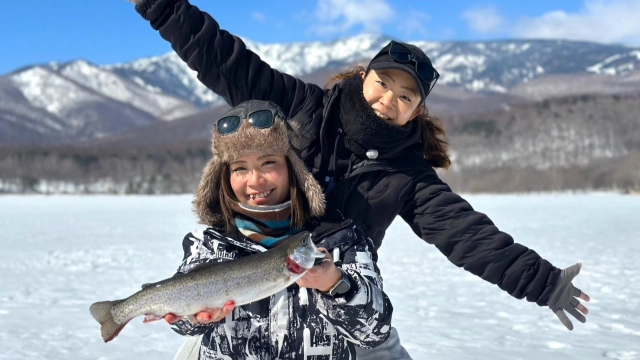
[547,263,589,330]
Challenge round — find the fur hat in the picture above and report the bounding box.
[194,100,325,225]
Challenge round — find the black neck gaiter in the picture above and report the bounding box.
[336,75,419,159]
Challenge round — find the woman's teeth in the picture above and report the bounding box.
[374,110,390,120]
[249,190,273,200]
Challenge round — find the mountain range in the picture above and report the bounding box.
[0,34,639,193]
[2,34,640,147]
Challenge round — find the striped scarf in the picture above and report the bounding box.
[230,201,298,248]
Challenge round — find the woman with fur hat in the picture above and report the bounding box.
[163,99,393,360]
[127,0,590,358]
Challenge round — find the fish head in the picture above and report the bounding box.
[284,231,325,275]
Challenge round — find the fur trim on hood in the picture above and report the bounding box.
[194,100,325,226]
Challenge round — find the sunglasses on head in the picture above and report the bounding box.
[215,109,281,135]
[384,41,440,97]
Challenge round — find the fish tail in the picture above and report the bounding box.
[89,300,129,343]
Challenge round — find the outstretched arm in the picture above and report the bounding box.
[131,0,324,119]
[401,172,589,329]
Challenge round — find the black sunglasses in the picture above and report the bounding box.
[385,41,440,97]
[215,109,281,135]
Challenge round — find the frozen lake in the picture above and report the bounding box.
[1,193,639,359]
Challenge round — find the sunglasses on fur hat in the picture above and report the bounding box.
[378,41,440,97]
[215,109,282,136]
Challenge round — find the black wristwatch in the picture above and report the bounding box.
[325,269,352,297]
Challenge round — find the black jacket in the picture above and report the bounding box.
[136,0,561,307]
[171,220,392,359]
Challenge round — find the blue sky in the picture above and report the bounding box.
[1,0,639,75]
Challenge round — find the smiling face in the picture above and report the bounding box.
[361,68,424,127]
[229,153,290,207]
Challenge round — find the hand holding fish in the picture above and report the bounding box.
[296,248,343,292]
[89,232,325,342]
[164,300,236,324]
[179,248,340,324]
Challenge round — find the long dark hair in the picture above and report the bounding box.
[218,155,308,231]
[325,66,450,169]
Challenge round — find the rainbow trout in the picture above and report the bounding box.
[89,231,324,342]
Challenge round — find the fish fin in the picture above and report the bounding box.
[89,300,128,343]
[184,261,219,274]
[142,272,184,289]
[141,282,161,290]
[143,314,165,323]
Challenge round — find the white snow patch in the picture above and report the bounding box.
[546,341,570,349]
[60,60,197,120]
[1,182,639,359]
[10,66,102,117]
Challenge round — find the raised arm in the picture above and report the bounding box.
[133,0,324,119]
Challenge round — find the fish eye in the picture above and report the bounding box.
[301,237,307,245]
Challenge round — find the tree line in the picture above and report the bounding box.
[1,144,638,195]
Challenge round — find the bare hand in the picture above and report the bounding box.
[296,248,342,292]
[164,301,236,324]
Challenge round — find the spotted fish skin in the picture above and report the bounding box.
[89,231,323,342]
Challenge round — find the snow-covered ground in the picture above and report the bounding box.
[0,193,638,360]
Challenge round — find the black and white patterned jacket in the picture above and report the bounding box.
[171,219,393,360]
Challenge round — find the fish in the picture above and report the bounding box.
[89,231,324,343]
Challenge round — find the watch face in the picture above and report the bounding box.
[330,280,350,296]
[330,272,351,296]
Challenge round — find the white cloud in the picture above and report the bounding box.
[462,6,504,34]
[251,12,267,23]
[397,11,431,38]
[512,0,640,44]
[309,0,395,36]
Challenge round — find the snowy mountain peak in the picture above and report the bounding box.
[10,66,101,117]
[8,59,199,123]
[104,36,640,106]
[3,36,640,147]
[10,35,638,111]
